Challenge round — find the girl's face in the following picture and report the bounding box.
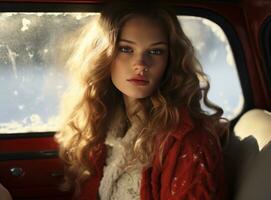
[111,16,169,100]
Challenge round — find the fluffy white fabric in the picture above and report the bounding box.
[98,108,143,200]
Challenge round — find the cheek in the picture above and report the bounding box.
[111,55,128,73]
[152,69,166,86]
[152,56,168,78]
[110,60,126,88]
[110,64,120,83]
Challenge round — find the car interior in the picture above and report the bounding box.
[0,0,270,199]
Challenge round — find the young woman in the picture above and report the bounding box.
[56,1,228,199]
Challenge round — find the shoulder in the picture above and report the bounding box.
[182,127,223,168]
[161,106,223,158]
[158,124,227,199]
[169,106,221,145]
[168,108,221,152]
[183,126,221,151]
[157,121,223,169]
[164,117,223,170]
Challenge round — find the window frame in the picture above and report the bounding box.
[260,16,271,91]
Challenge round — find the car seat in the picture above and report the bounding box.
[224,109,271,200]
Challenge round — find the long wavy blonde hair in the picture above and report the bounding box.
[55,1,228,197]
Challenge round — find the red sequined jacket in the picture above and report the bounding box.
[79,108,227,200]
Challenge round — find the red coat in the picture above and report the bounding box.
[79,109,227,200]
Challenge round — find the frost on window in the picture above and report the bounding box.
[0,13,97,133]
[179,16,244,120]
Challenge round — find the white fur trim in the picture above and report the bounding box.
[98,107,143,200]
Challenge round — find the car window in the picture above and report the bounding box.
[0,13,244,134]
[179,16,244,120]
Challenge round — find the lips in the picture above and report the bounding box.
[128,79,149,85]
[127,77,149,86]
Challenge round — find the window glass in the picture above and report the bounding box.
[0,13,243,134]
[0,13,95,133]
[179,16,244,119]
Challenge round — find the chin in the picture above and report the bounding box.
[125,91,152,99]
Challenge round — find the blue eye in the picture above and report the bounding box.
[149,49,163,55]
[119,46,133,53]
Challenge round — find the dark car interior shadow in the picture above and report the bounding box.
[224,133,259,199]
[225,130,271,200]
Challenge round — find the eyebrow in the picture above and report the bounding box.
[119,39,168,46]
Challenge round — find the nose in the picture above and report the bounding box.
[133,53,149,75]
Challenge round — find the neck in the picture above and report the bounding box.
[123,95,141,122]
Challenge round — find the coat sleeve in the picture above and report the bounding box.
[164,131,227,200]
